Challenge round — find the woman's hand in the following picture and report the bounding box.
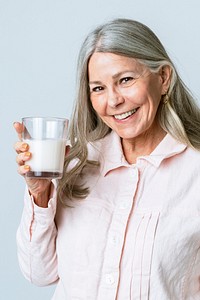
[13,122,52,208]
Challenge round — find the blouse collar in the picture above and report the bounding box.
[88,130,187,176]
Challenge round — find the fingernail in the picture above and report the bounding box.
[24,165,30,170]
[21,143,28,150]
[25,152,31,157]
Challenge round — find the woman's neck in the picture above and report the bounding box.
[121,125,166,164]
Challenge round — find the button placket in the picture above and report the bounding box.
[97,167,139,299]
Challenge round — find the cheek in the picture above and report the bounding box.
[122,85,148,105]
[91,97,107,116]
[150,90,162,110]
[148,79,163,105]
[122,87,139,100]
[140,84,162,109]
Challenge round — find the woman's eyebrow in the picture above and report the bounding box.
[112,70,134,79]
[89,80,102,85]
[89,71,137,84]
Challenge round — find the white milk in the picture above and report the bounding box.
[26,139,66,173]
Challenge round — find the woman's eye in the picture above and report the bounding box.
[120,77,133,84]
[91,86,104,93]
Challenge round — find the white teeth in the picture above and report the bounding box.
[114,108,137,120]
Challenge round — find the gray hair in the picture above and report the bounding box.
[58,18,200,202]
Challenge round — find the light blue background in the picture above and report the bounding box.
[0,0,200,299]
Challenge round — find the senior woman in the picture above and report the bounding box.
[14,18,200,299]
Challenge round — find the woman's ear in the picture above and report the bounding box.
[159,65,172,95]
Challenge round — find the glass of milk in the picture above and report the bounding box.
[22,117,68,179]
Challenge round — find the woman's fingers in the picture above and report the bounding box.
[13,122,24,140]
[16,151,31,166]
[17,164,30,176]
[13,122,31,177]
[14,141,29,154]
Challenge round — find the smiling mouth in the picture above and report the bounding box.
[114,108,139,120]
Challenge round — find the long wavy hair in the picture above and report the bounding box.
[58,18,200,203]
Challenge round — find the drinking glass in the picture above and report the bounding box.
[22,117,68,179]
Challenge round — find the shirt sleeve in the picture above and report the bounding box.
[16,182,58,286]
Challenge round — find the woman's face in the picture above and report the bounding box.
[88,52,169,141]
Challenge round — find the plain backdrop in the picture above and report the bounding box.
[0,0,200,299]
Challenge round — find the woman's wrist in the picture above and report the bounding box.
[29,186,51,208]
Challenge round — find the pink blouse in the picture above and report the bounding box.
[17,131,200,299]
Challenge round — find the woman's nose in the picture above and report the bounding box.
[107,87,124,108]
